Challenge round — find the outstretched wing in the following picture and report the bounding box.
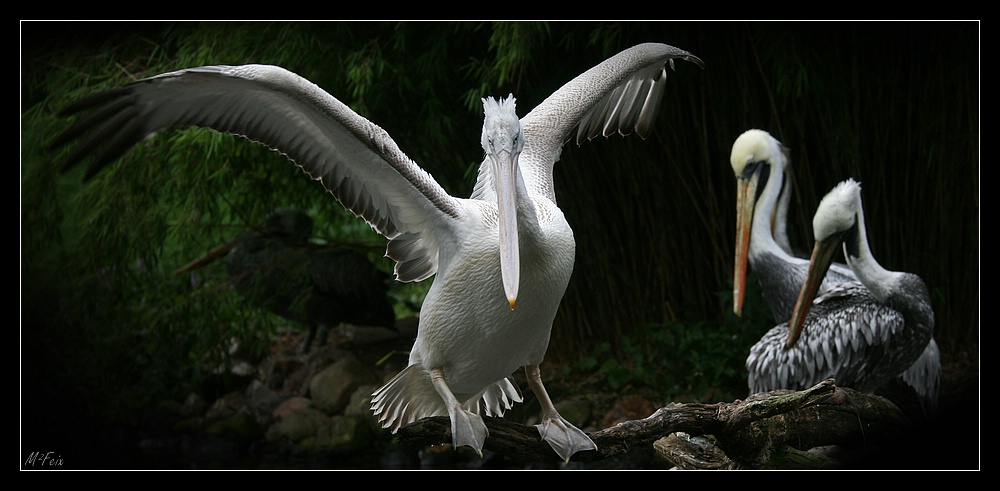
[53,65,462,282]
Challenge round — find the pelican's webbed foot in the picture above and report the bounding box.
[448,405,489,457]
[536,416,597,462]
[430,367,488,456]
[525,364,598,462]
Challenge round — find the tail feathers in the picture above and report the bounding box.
[370,366,524,433]
[477,376,523,417]
[899,338,941,417]
[371,365,446,433]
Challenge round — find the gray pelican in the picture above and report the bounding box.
[745,179,939,421]
[731,129,856,321]
[733,131,939,420]
[51,42,704,461]
[174,208,396,354]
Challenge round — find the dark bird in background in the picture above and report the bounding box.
[746,179,939,422]
[175,207,397,354]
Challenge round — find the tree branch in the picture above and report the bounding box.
[394,379,914,468]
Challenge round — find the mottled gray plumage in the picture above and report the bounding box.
[747,282,927,394]
[746,179,938,421]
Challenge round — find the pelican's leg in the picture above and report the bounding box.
[299,326,318,354]
[430,367,488,456]
[315,323,330,347]
[525,364,597,462]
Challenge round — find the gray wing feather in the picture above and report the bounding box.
[54,64,461,283]
[747,285,918,395]
[513,43,703,202]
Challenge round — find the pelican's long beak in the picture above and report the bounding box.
[494,148,520,310]
[785,235,841,348]
[174,238,241,275]
[733,175,759,317]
